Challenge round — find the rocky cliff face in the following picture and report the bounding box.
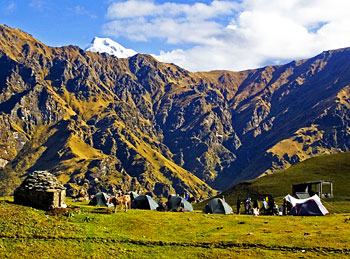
[0,25,349,196]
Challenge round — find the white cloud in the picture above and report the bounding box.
[74,5,97,19]
[104,0,237,45]
[106,0,158,18]
[106,0,238,20]
[104,0,350,72]
[29,0,45,9]
[5,2,16,13]
[104,17,223,44]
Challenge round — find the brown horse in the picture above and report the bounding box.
[110,192,131,213]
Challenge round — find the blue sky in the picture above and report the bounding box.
[0,1,110,48]
[1,0,350,72]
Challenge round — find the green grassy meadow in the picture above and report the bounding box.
[1,198,350,258]
[1,153,350,258]
[214,152,350,212]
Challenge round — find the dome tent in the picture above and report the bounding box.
[284,194,329,216]
[131,195,158,210]
[166,195,193,212]
[89,192,113,207]
[203,198,233,214]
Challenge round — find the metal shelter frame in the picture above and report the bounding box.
[292,180,333,198]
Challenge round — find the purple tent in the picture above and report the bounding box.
[284,194,329,216]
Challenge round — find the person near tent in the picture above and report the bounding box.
[245,197,251,214]
[273,203,279,215]
[287,199,293,214]
[282,198,287,215]
[178,202,185,212]
[236,197,241,214]
[268,196,275,215]
[279,204,284,216]
[253,199,259,210]
[262,198,268,215]
[185,192,189,201]
[157,202,168,212]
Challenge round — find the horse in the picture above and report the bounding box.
[110,191,131,213]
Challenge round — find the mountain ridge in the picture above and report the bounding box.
[0,24,349,197]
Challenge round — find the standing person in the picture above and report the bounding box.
[283,198,287,216]
[253,198,259,210]
[262,198,268,215]
[236,197,241,214]
[268,196,275,215]
[185,192,189,201]
[245,197,251,214]
[248,197,252,214]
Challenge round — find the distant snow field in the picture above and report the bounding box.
[86,37,137,58]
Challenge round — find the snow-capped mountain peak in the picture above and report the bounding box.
[85,37,137,58]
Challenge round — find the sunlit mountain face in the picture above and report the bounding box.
[1,25,349,198]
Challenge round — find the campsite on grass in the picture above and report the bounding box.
[2,153,350,258]
[1,171,350,258]
[1,195,350,258]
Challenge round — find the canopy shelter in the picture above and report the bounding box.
[89,192,113,207]
[166,195,193,212]
[131,195,158,210]
[284,194,329,216]
[292,181,333,199]
[203,198,233,214]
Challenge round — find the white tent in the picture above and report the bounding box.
[284,194,329,216]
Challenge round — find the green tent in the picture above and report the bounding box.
[203,198,233,214]
[131,195,158,210]
[88,192,113,207]
[166,195,193,212]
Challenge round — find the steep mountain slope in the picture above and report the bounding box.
[0,24,349,197]
[0,25,214,198]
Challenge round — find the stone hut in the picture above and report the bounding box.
[14,171,66,210]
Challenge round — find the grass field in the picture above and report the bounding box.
[1,153,350,258]
[1,198,350,258]
[212,152,350,212]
